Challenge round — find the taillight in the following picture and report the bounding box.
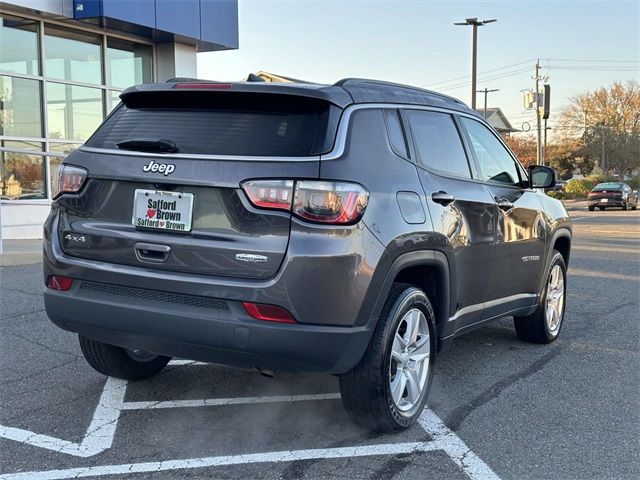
[242,302,296,323]
[53,165,87,198]
[293,181,368,224]
[174,83,232,89]
[241,180,369,225]
[242,180,294,210]
[46,275,74,291]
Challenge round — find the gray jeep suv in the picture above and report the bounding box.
[43,78,571,432]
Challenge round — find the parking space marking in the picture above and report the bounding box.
[0,377,127,458]
[0,377,338,458]
[0,441,441,480]
[419,410,499,480]
[122,392,342,410]
[0,362,501,480]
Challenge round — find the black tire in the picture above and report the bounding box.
[598,206,605,210]
[622,203,628,211]
[339,284,436,432]
[514,250,567,344]
[79,335,171,380]
[588,205,595,211]
[632,204,637,211]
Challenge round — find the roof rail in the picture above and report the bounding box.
[334,78,466,106]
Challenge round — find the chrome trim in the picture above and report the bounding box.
[448,293,538,322]
[78,146,322,163]
[79,102,484,163]
[321,103,483,161]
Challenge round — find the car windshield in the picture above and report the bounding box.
[592,183,622,191]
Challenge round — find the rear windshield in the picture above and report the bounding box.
[86,92,338,156]
[593,183,622,191]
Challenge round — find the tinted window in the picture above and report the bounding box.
[593,182,622,191]
[384,109,408,159]
[86,92,336,156]
[405,110,471,178]
[461,117,521,186]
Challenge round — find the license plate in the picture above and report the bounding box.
[601,198,608,203]
[132,189,194,232]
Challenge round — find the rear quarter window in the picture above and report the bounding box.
[86,92,339,157]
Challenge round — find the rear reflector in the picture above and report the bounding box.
[242,302,296,323]
[46,275,74,291]
[174,83,232,90]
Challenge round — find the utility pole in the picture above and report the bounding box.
[543,121,551,165]
[455,18,497,109]
[477,88,499,118]
[601,124,606,173]
[534,59,542,165]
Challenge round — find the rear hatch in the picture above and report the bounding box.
[56,87,342,278]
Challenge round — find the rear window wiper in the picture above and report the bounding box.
[116,138,178,153]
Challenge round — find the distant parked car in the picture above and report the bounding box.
[587,182,638,211]
[548,179,566,192]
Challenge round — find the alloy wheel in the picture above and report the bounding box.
[546,264,565,335]
[388,308,430,412]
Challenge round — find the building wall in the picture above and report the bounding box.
[1,1,237,240]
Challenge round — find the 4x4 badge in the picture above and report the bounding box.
[236,253,268,263]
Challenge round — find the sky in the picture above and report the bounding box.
[197,0,640,138]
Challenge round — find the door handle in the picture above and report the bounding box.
[134,242,171,264]
[431,191,455,206]
[495,197,515,211]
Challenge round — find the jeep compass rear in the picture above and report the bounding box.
[44,79,570,432]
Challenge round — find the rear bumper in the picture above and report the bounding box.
[588,198,624,207]
[44,284,371,373]
[43,212,385,373]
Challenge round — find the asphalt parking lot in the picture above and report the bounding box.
[1,207,638,480]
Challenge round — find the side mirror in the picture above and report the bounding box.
[528,165,556,189]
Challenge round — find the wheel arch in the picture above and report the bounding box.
[537,227,571,297]
[368,250,451,349]
[553,232,571,267]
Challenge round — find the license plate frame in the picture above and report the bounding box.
[132,189,194,232]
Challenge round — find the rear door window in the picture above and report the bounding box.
[404,109,472,179]
[86,92,338,156]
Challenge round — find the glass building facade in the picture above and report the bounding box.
[0,13,153,201]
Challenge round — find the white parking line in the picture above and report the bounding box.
[419,410,500,480]
[0,377,127,458]
[0,363,501,480]
[122,393,342,410]
[0,441,441,480]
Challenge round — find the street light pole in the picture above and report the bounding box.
[455,17,497,109]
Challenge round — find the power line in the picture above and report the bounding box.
[427,58,638,90]
[436,67,531,91]
[427,59,535,87]
[542,58,640,63]
[550,66,639,71]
